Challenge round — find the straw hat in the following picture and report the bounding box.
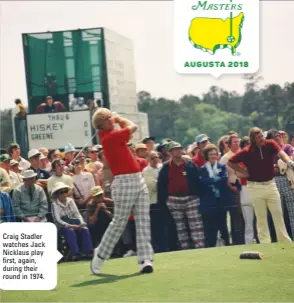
[91,186,104,197]
[135,143,147,150]
[51,182,71,196]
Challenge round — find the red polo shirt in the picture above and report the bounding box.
[99,128,140,176]
[229,140,281,182]
[136,157,148,172]
[239,163,247,185]
[168,160,189,196]
[192,150,206,168]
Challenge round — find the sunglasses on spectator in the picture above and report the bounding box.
[58,190,68,195]
[151,156,159,160]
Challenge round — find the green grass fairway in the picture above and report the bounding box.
[2,243,294,302]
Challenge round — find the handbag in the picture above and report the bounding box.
[61,216,81,225]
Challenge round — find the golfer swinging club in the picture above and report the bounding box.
[90,108,154,274]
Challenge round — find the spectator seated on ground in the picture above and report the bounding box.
[51,182,93,261]
[36,101,65,113]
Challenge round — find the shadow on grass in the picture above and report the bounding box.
[71,272,142,287]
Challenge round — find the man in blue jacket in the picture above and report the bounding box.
[157,141,205,249]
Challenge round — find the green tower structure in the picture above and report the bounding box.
[22,27,109,113]
[22,27,149,144]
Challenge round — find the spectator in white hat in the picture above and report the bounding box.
[51,182,93,261]
[0,154,21,190]
[28,149,50,189]
[9,159,22,174]
[64,143,76,167]
[39,147,51,172]
[12,170,48,222]
[9,159,23,187]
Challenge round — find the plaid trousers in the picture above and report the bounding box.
[167,195,205,249]
[96,172,153,263]
[275,176,294,239]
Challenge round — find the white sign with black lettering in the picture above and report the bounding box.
[27,111,92,150]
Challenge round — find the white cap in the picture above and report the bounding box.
[28,149,41,159]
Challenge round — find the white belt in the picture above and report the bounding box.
[247,180,274,186]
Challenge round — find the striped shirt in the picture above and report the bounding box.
[51,198,85,228]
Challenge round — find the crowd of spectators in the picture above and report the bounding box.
[1,127,294,261]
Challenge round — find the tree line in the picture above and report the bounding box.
[1,75,294,149]
[138,75,294,146]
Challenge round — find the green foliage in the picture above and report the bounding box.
[138,79,294,145]
[1,79,294,149]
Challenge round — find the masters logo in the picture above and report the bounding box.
[174,0,259,77]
